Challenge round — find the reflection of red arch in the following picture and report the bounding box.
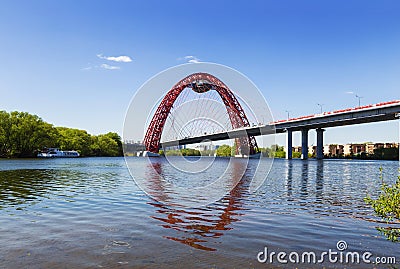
[144,72,259,154]
[147,159,249,251]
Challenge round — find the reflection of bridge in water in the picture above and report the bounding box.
[143,160,352,251]
[145,159,250,251]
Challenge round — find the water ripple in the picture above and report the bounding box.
[0,157,399,268]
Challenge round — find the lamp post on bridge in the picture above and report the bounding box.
[317,103,324,114]
[355,94,363,107]
[285,110,290,120]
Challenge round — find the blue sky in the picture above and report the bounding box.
[0,0,399,145]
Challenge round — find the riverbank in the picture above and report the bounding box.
[0,111,123,158]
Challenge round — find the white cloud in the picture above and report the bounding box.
[345,91,354,94]
[182,55,201,63]
[100,64,120,70]
[97,54,132,62]
[81,66,92,71]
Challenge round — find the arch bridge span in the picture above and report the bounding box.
[144,72,259,155]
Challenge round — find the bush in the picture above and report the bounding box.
[274,150,286,158]
[365,167,400,242]
[216,145,232,157]
[292,152,301,158]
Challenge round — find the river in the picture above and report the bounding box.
[0,157,399,268]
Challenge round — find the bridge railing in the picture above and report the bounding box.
[270,100,400,125]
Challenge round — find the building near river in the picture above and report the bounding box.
[330,142,398,157]
[323,144,344,157]
[285,142,398,158]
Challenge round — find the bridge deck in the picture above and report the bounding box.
[160,100,400,148]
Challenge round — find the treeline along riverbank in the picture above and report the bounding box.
[0,111,123,158]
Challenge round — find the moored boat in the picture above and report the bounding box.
[137,150,160,157]
[37,148,80,158]
[234,152,262,159]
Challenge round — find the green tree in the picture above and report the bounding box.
[165,149,179,156]
[163,148,201,156]
[216,144,232,157]
[181,148,200,156]
[274,150,286,158]
[90,132,123,157]
[103,132,123,156]
[292,152,302,158]
[91,134,120,156]
[0,110,124,158]
[0,111,57,157]
[269,144,286,158]
[271,144,284,152]
[0,111,11,157]
[56,127,92,156]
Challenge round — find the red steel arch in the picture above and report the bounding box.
[144,72,259,155]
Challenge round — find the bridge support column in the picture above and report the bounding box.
[285,129,293,159]
[316,128,325,160]
[301,129,309,160]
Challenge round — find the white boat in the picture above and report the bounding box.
[137,150,160,157]
[37,148,80,158]
[234,152,262,159]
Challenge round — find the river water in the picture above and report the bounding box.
[0,157,399,268]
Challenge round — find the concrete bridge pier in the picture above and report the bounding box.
[301,129,309,160]
[316,128,325,160]
[285,129,293,160]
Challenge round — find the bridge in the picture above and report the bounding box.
[143,72,400,159]
[161,100,400,159]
